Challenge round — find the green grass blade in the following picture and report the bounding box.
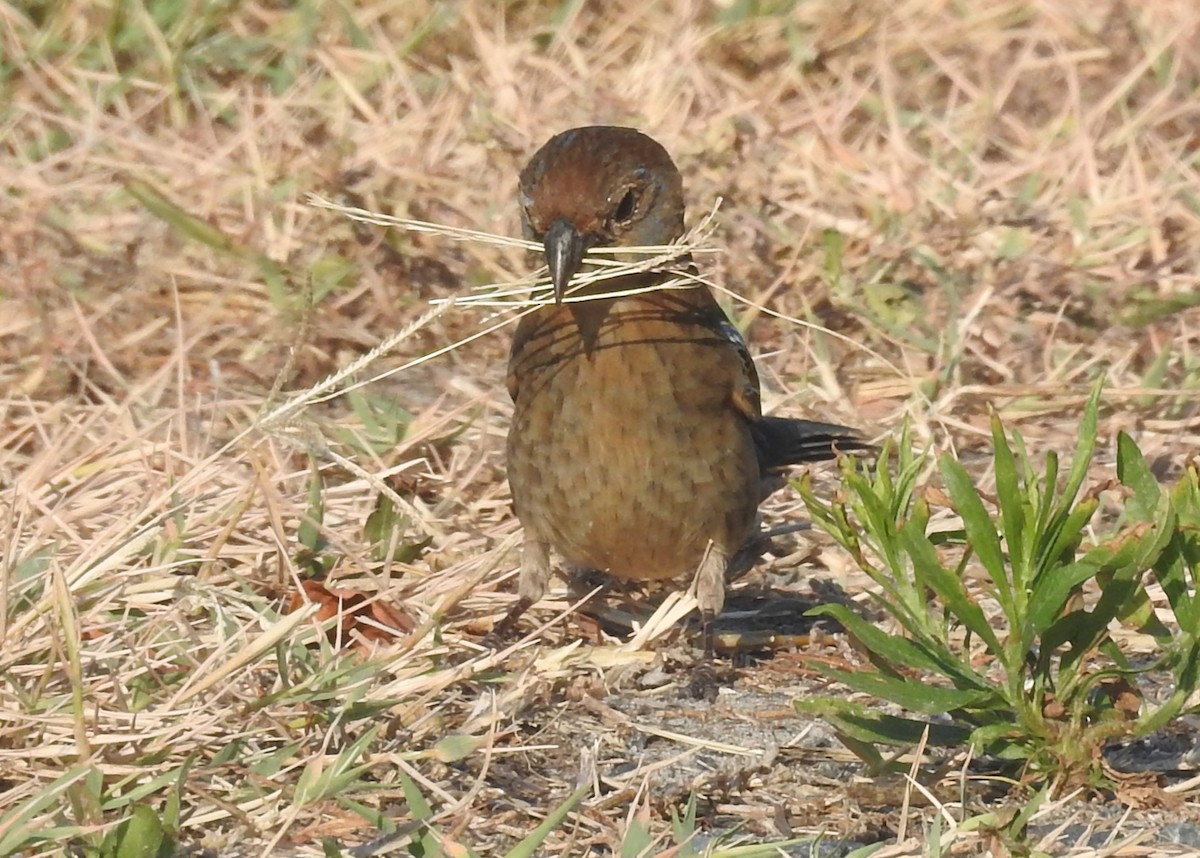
[505,784,589,858]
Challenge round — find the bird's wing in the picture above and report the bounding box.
[506,312,543,402]
[505,341,522,402]
[711,314,763,422]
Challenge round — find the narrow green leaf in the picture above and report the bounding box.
[1174,464,1200,528]
[398,770,434,819]
[1157,467,1200,628]
[114,805,168,858]
[1059,380,1103,510]
[507,784,589,858]
[851,476,907,580]
[1054,512,1170,672]
[0,765,93,854]
[396,771,441,857]
[298,458,324,552]
[124,177,287,288]
[1008,784,1050,837]
[809,603,975,682]
[432,734,486,763]
[1035,496,1096,584]
[1117,431,1161,521]
[669,793,698,848]
[619,815,653,858]
[991,412,1028,588]
[1035,447,1059,526]
[295,727,378,804]
[832,730,891,771]
[795,697,972,747]
[940,455,1011,607]
[1033,387,1101,581]
[161,755,190,830]
[1153,534,1198,631]
[967,723,1033,760]
[250,741,302,777]
[818,666,996,715]
[125,178,243,254]
[898,520,1004,656]
[1024,559,1101,638]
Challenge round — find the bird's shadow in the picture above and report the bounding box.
[571,574,852,658]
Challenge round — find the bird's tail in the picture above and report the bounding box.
[751,415,874,470]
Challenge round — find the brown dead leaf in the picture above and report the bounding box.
[287,579,416,651]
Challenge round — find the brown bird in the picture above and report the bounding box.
[499,125,867,657]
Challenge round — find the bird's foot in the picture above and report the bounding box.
[684,610,722,701]
[485,596,533,648]
[686,660,721,701]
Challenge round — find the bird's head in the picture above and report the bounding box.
[518,126,686,304]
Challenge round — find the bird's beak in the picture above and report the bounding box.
[543,218,587,305]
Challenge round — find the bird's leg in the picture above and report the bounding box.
[700,609,716,660]
[688,544,728,699]
[694,542,728,650]
[491,537,551,642]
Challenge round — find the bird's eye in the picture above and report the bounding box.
[612,189,637,223]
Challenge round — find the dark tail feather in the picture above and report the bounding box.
[751,415,874,470]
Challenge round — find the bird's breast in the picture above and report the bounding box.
[506,295,760,579]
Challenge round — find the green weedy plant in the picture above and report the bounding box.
[795,382,1199,784]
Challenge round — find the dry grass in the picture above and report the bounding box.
[3,0,1200,854]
